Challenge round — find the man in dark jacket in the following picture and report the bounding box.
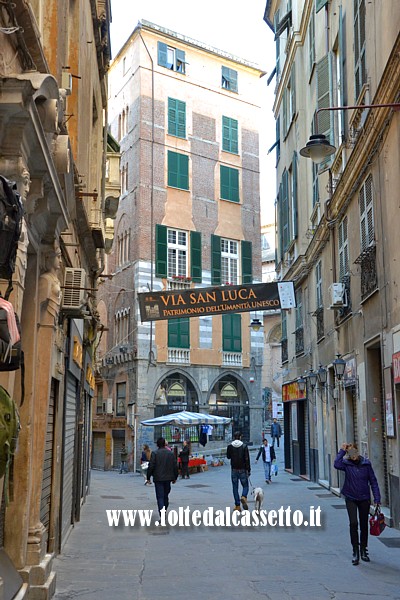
[256,438,276,483]
[334,443,381,565]
[179,440,190,479]
[227,431,251,511]
[147,437,179,514]
[271,418,282,447]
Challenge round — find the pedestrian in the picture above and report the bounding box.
[270,418,282,448]
[141,444,152,484]
[179,440,190,479]
[119,443,128,474]
[334,443,381,565]
[255,438,276,484]
[165,440,172,451]
[146,437,179,515]
[226,431,251,512]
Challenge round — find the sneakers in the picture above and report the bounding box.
[240,496,248,510]
[266,480,270,484]
[234,505,241,511]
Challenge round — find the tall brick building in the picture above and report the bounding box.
[95,20,265,468]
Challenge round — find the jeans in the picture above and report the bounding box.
[154,481,172,513]
[231,469,249,506]
[119,460,128,473]
[263,461,272,481]
[345,497,370,548]
[271,435,280,448]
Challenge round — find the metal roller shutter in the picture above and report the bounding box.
[92,432,105,470]
[61,374,77,546]
[40,379,56,546]
[112,430,125,470]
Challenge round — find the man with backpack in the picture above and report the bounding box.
[227,431,250,511]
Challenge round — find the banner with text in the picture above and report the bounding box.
[138,282,296,322]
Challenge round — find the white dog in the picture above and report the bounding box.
[252,487,264,513]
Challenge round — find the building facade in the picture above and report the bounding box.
[0,1,115,597]
[96,20,265,468]
[265,0,400,528]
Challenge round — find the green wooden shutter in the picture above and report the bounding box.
[222,116,238,153]
[220,166,239,202]
[338,5,347,141]
[190,231,202,282]
[168,318,190,348]
[220,165,230,199]
[292,152,298,239]
[317,53,333,144]
[222,314,242,352]
[276,185,282,264]
[168,151,189,189]
[282,170,289,251]
[155,224,167,277]
[168,98,186,138]
[230,69,238,93]
[211,234,221,285]
[316,0,328,13]
[291,65,296,118]
[158,42,167,67]
[175,49,186,73]
[241,240,252,284]
[168,97,177,136]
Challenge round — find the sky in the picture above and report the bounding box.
[109,0,277,223]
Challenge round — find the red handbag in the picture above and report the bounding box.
[369,506,386,536]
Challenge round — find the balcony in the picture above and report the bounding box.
[355,244,378,301]
[222,352,242,367]
[167,348,190,364]
[167,277,192,291]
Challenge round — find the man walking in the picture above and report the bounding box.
[255,438,276,483]
[227,431,251,511]
[146,437,179,515]
[119,443,128,474]
[271,418,282,448]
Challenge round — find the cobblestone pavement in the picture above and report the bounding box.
[53,449,400,600]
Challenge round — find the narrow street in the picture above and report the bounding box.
[53,450,400,600]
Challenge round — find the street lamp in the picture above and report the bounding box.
[249,318,263,332]
[333,354,346,380]
[297,376,307,394]
[317,364,327,386]
[307,370,318,390]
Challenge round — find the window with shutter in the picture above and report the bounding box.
[282,170,290,251]
[221,238,239,285]
[168,98,186,138]
[241,240,252,284]
[291,152,298,239]
[309,8,315,74]
[316,261,323,308]
[222,116,238,154]
[211,234,221,285]
[222,314,242,352]
[338,216,349,281]
[295,288,303,330]
[156,224,168,278]
[190,231,202,282]
[157,41,186,73]
[274,10,281,82]
[167,228,188,278]
[316,0,329,13]
[168,151,189,190]
[221,66,238,92]
[359,174,374,252]
[354,0,366,101]
[316,54,333,146]
[220,165,239,202]
[168,318,190,349]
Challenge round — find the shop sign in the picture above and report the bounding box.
[393,351,400,385]
[86,364,95,390]
[138,281,296,322]
[343,357,357,387]
[282,380,306,402]
[73,336,83,368]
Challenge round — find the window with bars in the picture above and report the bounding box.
[354,0,366,101]
[167,229,188,278]
[359,174,374,251]
[168,97,186,138]
[221,66,238,92]
[221,238,239,285]
[338,216,349,281]
[222,116,238,154]
[158,42,186,73]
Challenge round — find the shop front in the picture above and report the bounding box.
[282,380,308,477]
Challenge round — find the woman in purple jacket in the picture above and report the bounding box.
[334,443,381,566]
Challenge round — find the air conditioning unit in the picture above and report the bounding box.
[62,268,86,311]
[329,283,347,309]
[106,398,113,414]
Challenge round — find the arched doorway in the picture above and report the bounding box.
[208,374,250,442]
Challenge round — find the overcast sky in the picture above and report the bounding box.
[109,0,276,223]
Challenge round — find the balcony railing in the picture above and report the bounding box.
[295,327,304,355]
[355,244,378,301]
[167,348,190,364]
[222,352,242,367]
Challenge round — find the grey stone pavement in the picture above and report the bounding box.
[53,447,400,600]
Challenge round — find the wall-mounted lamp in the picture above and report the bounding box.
[317,364,327,386]
[297,376,307,394]
[249,318,263,332]
[333,354,346,380]
[307,370,318,390]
